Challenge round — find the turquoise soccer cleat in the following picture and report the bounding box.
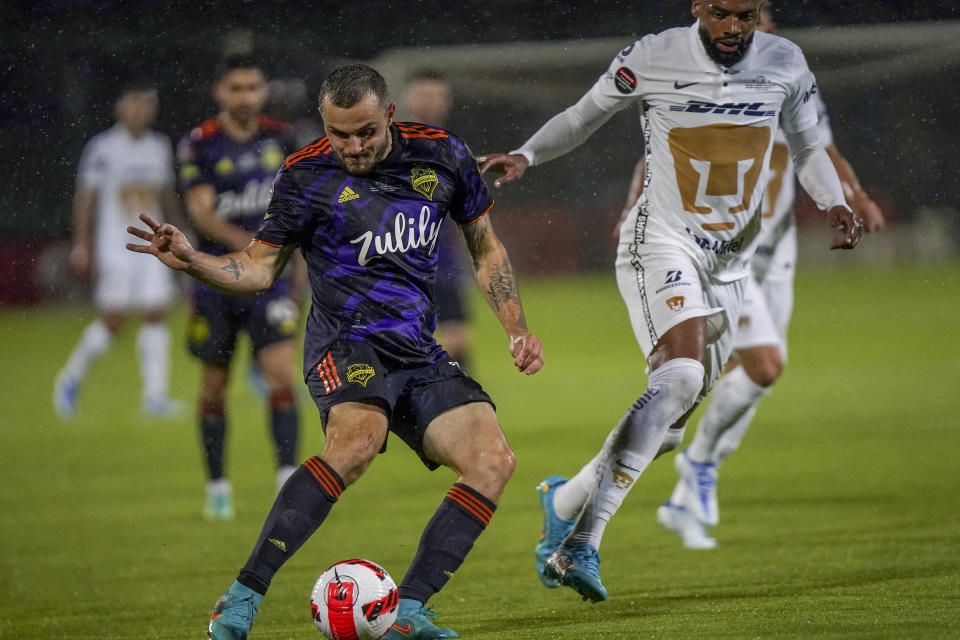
[207,581,263,640]
[203,480,235,521]
[543,544,607,603]
[384,599,460,639]
[535,475,576,588]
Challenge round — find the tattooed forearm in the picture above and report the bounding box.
[221,257,244,280]
[460,219,489,269]
[487,259,526,324]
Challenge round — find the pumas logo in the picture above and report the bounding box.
[346,364,376,387]
[411,165,438,199]
[612,470,635,489]
[670,100,775,117]
[350,206,443,266]
[666,295,685,311]
[338,186,360,203]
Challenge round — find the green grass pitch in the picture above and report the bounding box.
[1,263,958,639]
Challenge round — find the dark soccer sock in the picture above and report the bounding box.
[199,401,227,480]
[238,456,344,595]
[398,483,496,604]
[269,389,299,468]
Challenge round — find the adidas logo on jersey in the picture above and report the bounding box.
[338,186,360,203]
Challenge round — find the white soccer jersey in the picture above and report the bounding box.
[600,23,821,281]
[754,90,832,271]
[77,124,175,260]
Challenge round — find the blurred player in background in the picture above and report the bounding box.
[480,0,862,601]
[401,70,475,372]
[178,55,304,520]
[54,83,182,419]
[648,1,885,549]
[129,62,543,640]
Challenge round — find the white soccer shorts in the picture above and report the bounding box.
[615,241,745,401]
[95,250,176,312]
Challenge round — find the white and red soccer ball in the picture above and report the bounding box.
[310,559,399,640]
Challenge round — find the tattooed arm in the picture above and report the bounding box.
[460,214,544,374]
[126,213,295,295]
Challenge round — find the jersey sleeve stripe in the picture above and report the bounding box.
[399,131,448,140]
[284,138,331,167]
[252,238,283,248]
[465,201,494,225]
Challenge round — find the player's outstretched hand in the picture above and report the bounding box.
[126,212,197,271]
[852,193,886,233]
[509,331,544,375]
[827,206,863,250]
[476,153,529,188]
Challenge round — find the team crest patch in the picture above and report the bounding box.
[347,363,376,387]
[338,186,360,203]
[612,470,634,489]
[411,165,439,200]
[666,295,685,311]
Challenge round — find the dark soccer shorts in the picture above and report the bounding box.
[305,340,494,470]
[187,282,298,367]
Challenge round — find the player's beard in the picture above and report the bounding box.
[698,24,754,67]
[336,136,391,176]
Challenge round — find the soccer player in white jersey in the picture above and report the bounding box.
[650,3,885,549]
[54,84,182,419]
[479,0,863,602]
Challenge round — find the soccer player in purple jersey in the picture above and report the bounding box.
[401,71,475,373]
[129,63,543,640]
[177,55,306,520]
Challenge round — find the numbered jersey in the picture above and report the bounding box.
[603,23,821,281]
[77,125,175,259]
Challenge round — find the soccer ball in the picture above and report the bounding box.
[310,558,399,639]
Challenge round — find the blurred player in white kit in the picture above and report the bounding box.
[480,0,864,601]
[54,83,182,419]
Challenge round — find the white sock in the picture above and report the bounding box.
[567,358,704,549]
[137,322,171,402]
[713,405,758,464]
[656,425,686,460]
[61,320,112,382]
[687,365,769,463]
[553,453,601,521]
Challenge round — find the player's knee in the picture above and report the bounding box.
[463,439,516,494]
[653,357,705,411]
[744,355,783,387]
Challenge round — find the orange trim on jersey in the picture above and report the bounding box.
[466,201,494,225]
[259,115,291,132]
[397,124,448,139]
[191,118,221,140]
[397,123,446,134]
[399,131,448,140]
[284,137,331,167]
[252,238,283,248]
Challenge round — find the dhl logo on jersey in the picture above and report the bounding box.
[670,101,775,117]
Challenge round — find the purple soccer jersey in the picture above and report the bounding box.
[254,122,493,375]
[177,116,297,256]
